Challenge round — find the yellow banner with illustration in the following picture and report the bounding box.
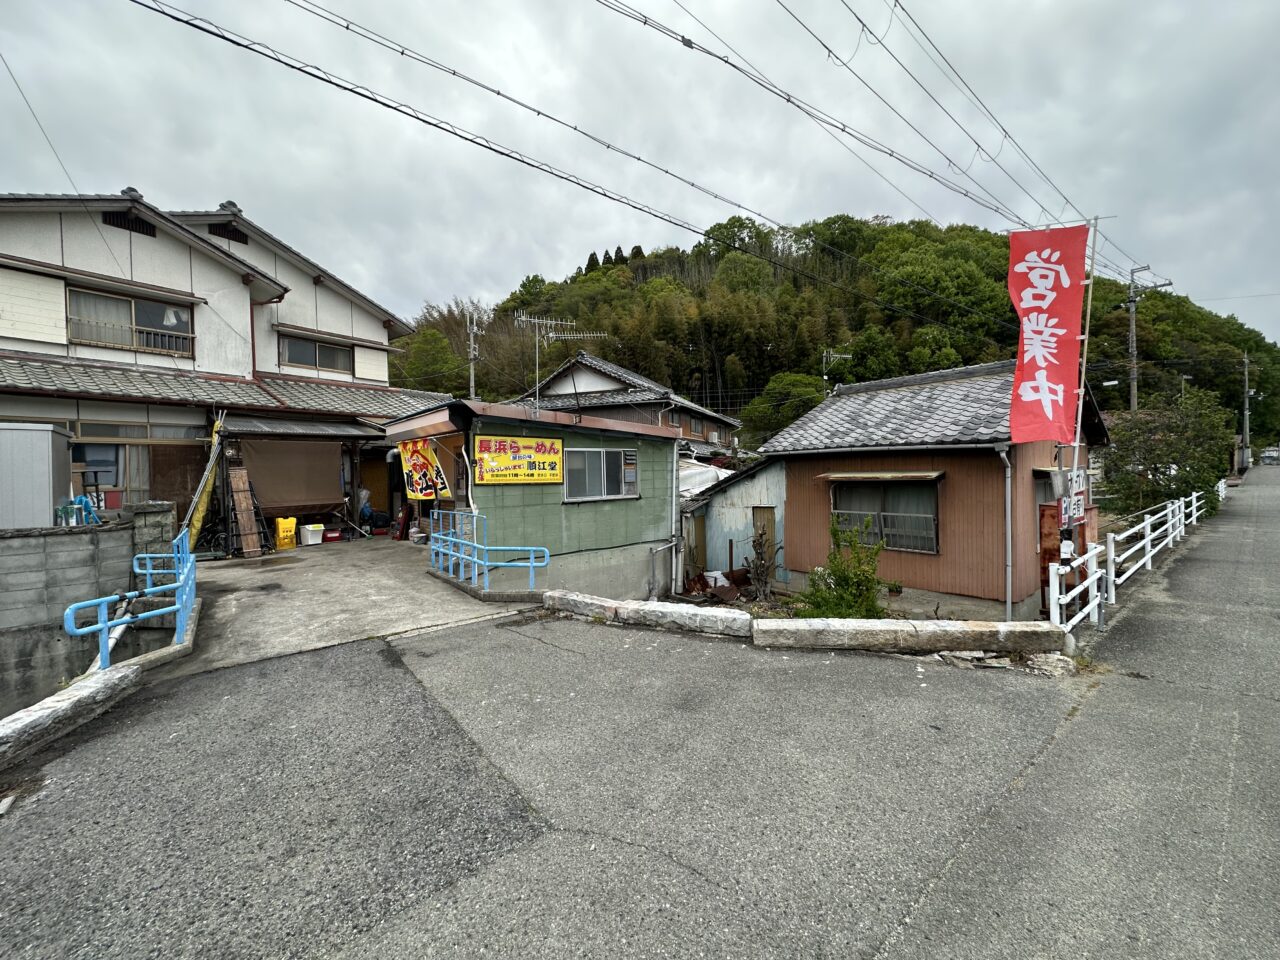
[397,439,452,500]
[474,436,563,484]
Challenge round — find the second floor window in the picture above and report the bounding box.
[68,289,193,357]
[279,335,353,373]
[690,416,704,436]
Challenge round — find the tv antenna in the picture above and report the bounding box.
[514,312,607,412]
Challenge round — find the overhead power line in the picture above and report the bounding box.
[666,0,939,225]
[123,0,1018,341]
[590,0,1033,223]
[280,0,1008,335]
[886,0,1167,284]
[773,0,1042,226]
[0,48,128,278]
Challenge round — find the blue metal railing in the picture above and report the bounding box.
[63,531,197,670]
[428,509,550,591]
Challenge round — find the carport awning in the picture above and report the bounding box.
[220,414,385,440]
[815,471,944,482]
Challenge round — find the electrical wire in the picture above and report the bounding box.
[887,0,1168,284]
[1,48,129,279]
[123,0,1020,342]
[590,0,1031,223]
[772,0,1036,226]
[666,0,939,224]
[279,0,1012,338]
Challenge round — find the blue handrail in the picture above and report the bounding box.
[63,531,197,670]
[428,510,549,591]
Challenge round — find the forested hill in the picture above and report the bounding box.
[392,214,1279,445]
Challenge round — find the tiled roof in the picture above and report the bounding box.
[0,352,449,420]
[759,361,1016,454]
[0,353,276,407]
[255,377,449,419]
[521,351,741,427]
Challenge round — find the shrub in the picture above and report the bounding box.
[794,518,888,619]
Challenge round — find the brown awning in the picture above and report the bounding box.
[815,471,944,482]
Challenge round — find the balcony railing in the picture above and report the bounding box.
[69,316,194,357]
[833,510,938,554]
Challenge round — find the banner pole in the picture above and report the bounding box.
[1069,216,1100,484]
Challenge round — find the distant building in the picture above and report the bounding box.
[518,350,741,462]
[686,362,1109,620]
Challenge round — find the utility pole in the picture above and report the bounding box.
[1126,266,1173,411]
[1242,352,1251,472]
[467,313,480,400]
[821,348,853,394]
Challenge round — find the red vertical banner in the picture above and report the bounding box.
[1007,224,1090,443]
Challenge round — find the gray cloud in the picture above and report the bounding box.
[2,0,1276,341]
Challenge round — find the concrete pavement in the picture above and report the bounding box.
[157,536,533,679]
[1,473,1276,958]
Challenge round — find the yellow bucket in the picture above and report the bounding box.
[275,516,298,550]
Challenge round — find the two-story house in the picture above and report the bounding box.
[518,351,741,462]
[0,188,446,521]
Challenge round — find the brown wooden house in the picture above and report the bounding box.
[752,361,1108,620]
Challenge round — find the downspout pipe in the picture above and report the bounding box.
[996,443,1013,622]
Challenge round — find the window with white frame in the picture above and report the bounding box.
[832,481,939,554]
[565,448,639,501]
[68,288,193,357]
[279,334,353,373]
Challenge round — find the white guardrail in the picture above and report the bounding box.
[1048,480,1228,632]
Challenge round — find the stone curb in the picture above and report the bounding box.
[752,617,1072,656]
[542,590,1071,654]
[0,664,142,772]
[543,590,753,638]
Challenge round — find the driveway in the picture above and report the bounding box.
[159,536,533,678]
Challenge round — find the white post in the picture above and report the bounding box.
[1048,562,1062,628]
[1086,546,1100,625]
[1190,491,1200,525]
[1143,513,1154,571]
[1165,503,1176,550]
[1106,531,1117,604]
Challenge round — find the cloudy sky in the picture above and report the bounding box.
[3,0,1278,341]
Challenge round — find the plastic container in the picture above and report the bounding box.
[299,523,325,546]
[322,528,342,543]
[275,517,298,550]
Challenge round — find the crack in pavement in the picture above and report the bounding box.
[499,623,588,658]
[552,823,733,894]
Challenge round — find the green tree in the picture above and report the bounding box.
[629,244,645,261]
[388,327,466,395]
[602,248,614,267]
[738,372,826,444]
[585,251,600,274]
[1101,387,1235,514]
[614,245,627,265]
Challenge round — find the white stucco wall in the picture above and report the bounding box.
[0,210,253,377]
[541,367,624,395]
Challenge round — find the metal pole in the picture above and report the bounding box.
[1242,352,1250,471]
[1068,218,1100,497]
[998,445,1012,622]
[1127,267,1142,412]
[467,315,477,400]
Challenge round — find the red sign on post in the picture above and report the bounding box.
[1007,224,1090,444]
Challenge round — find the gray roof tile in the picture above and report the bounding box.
[759,361,1016,454]
[0,353,449,420]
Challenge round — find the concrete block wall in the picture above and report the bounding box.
[0,523,136,630]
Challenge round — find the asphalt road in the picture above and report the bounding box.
[1,472,1277,958]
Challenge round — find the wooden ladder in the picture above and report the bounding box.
[227,466,263,558]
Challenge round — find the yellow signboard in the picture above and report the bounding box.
[474,436,563,484]
[398,439,452,500]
